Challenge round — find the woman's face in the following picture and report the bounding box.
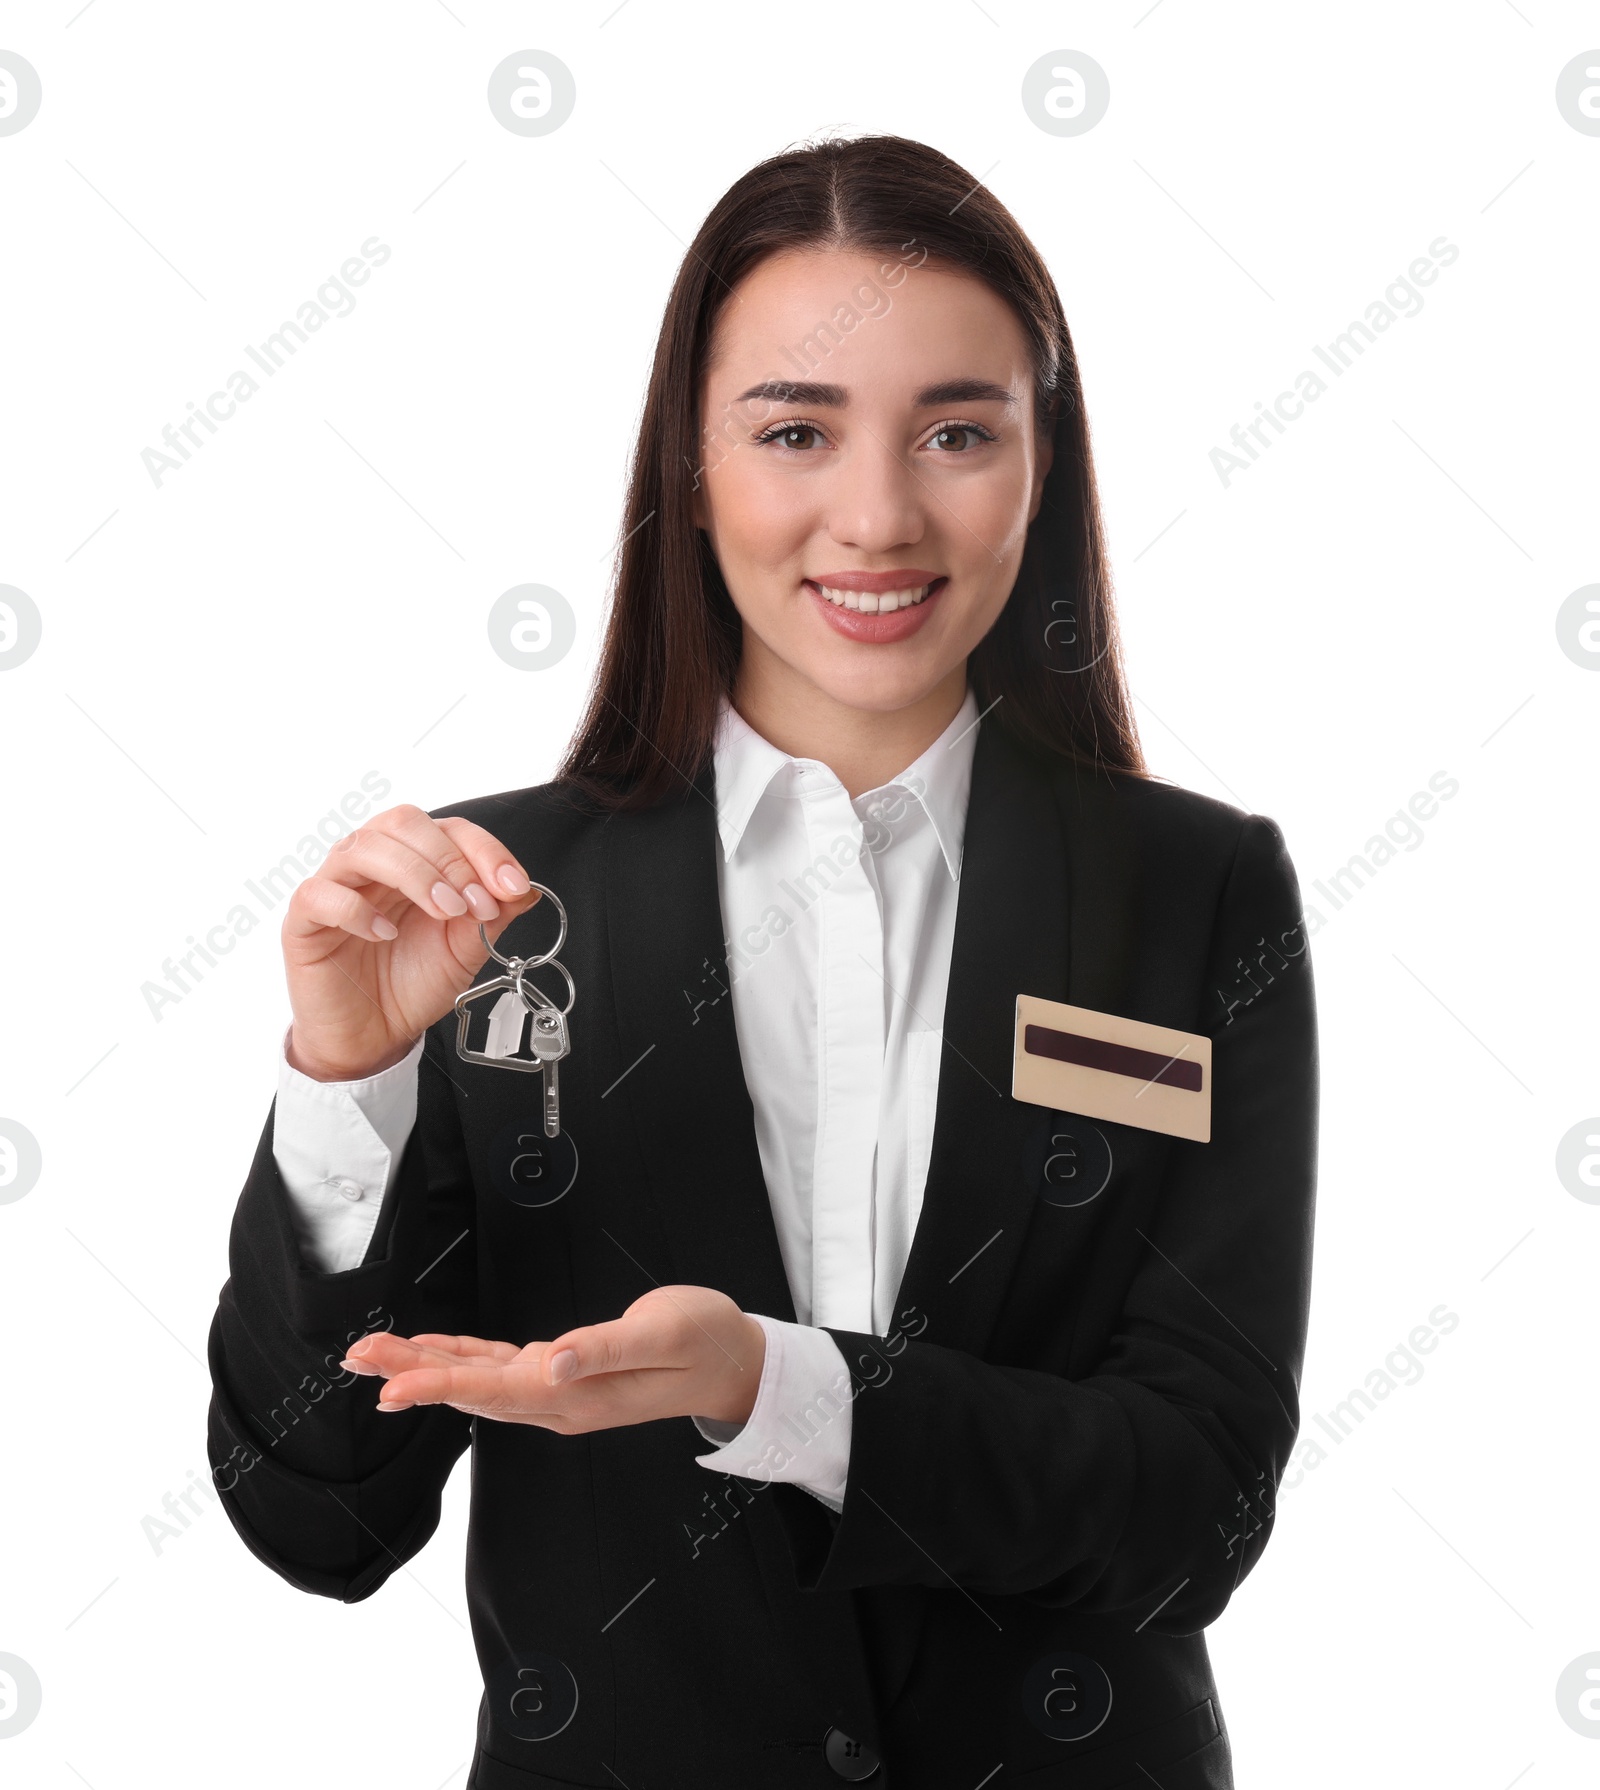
[692,246,1053,719]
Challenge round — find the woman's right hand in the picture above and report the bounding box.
[282,804,548,1082]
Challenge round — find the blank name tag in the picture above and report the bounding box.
[1012,994,1212,1143]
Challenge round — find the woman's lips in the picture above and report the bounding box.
[805,575,948,642]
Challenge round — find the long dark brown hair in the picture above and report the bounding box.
[556,131,1146,811]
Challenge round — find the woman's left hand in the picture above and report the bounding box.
[340,1285,767,1432]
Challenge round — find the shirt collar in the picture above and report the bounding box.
[711,684,980,882]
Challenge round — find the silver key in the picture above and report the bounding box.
[452,885,577,1140]
[525,1001,569,1137]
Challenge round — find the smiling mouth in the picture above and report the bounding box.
[808,576,947,613]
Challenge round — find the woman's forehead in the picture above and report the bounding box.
[704,249,1032,393]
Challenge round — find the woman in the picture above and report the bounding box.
[207,132,1317,1789]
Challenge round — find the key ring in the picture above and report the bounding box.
[512,954,575,1018]
[480,881,567,968]
[454,878,576,1138]
[470,881,575,1019]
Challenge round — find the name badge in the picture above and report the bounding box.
[1012,994,1212,1143]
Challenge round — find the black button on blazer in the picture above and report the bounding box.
[206,712,1318,1789]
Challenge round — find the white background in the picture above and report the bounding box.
[1,3,1597,1786]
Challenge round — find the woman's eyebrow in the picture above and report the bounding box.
[733,377,1018,410]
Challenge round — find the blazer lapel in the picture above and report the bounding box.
[602,763,800,1326]
[889,716,1124,1361]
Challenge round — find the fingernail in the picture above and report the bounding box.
[463,882,500,920]
[371,916,399,941]
[431,880,468,917]
[341,1358,382,1376]
[498,863,530,896]
[376,1400,412,1412]
[548,1349,578,1384]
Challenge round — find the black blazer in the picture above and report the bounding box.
[207,713,1318,1790]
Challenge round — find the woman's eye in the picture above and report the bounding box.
[758,422,824,451]
[927,423,993,452]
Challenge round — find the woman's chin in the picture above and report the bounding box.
[797,655,950,715]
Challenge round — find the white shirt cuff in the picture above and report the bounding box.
[691,1314,854,1513]
[271,1023,426,1273]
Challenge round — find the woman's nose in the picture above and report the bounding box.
[823,443,926,551]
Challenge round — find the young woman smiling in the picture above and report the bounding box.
[208,133,1317,1790]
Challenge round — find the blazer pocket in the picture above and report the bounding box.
[1012,1695,1224,1789]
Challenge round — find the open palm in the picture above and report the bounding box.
[341,1285,766,1434]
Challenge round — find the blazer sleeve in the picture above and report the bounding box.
[766,812,1318,1635]
[205,1021,477,1602]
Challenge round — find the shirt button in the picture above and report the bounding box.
[327,1176,364,1202]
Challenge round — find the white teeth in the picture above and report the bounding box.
[813,580,937,612]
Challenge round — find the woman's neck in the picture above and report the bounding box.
[729,659,969,800]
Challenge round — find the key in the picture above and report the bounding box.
[452,892,576,1140]
[525,1002,570,1137]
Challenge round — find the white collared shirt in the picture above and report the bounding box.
[270,684,979,1513]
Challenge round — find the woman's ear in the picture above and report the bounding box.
[1028,409,1057,525]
